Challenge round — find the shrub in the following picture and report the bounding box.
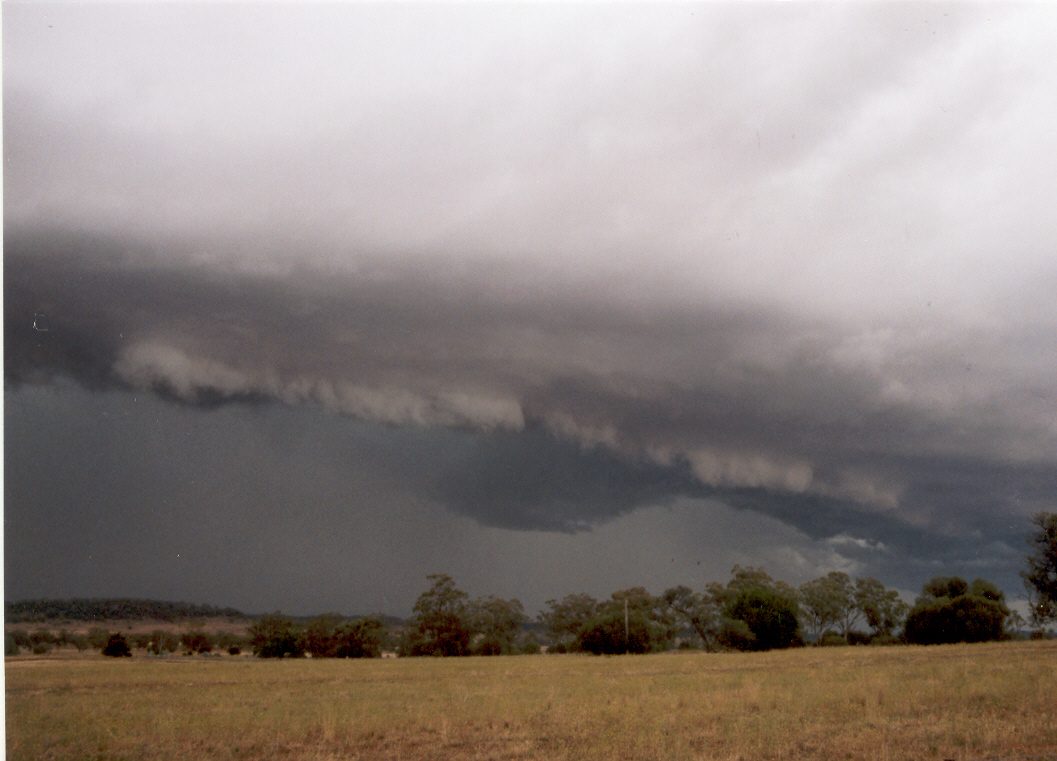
[868,633,900,646]
[846,630,872,646]
[903,576,1009,645]
[716,619,756,651]
[102,633,132,657]
[5,634,20,656]
[517,636,542,655]
[29,629,53,647]
[212,631,246,652]
[150,630,181,654]
[818,631,847,647]
[181,630,213,654]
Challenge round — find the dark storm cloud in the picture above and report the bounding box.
[5,2,1057,608]
[6,226,1055,549]
[6,381,1035,615]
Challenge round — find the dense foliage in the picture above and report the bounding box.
[903,577,1009,645]
[249,615,304,658]
[399,574,530,656]
[1022,512,1057,626]
[102,633,132,657]
[248,613,386,658]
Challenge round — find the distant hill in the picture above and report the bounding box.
[5,598,248,623]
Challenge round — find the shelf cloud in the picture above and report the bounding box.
[5,2,1056,612]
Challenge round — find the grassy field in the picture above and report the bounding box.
[6,640,1057,761]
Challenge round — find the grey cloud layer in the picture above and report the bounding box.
[3,381,1031,614]
[5,3,1057,604]
[6,4,1057,323]
[6,228,1055,541]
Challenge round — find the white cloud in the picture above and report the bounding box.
[826,533,889,553]
[686,449,814,494]
[114,341,525,431]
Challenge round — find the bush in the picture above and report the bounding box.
[716,619,756,651]
[146,630,179,655]
[903,576,1009,645]
[5,634,20,656]
[818,631,847,647]
[102,633,132,657]
[228,646,241,656]
[868,633,900,646]
[846,630,872,646]
[29,629,53,647]
[181,630,213,655]
[212,631,246,652]
[517,636,542,655]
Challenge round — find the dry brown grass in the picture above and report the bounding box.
[7,640,1057,761]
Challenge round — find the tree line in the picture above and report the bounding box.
[9,513,1055,659]
[4,598,246,623]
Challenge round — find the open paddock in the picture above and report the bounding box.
[6,640,1057,761]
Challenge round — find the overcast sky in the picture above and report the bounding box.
[5,2,1057,616]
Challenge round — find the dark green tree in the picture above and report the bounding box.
[405,574,471,656]
[578,607,653,654]
[903,576,1009,645]
[1022,512,1057,626]
[799,573,852,644]
[538,593,599,652]
[923,577,969,599]
[249,614,303,658]
[300,614,344,658]
[726,587,801,651]
[469,596,527,655]
[576,588,673,655]
[854,577,908,640]
[333,617,384,658]
[715,566,801,651]
[661,585,723,651]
